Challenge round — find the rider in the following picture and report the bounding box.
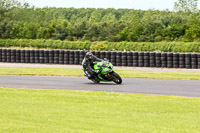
[82,52,103,79]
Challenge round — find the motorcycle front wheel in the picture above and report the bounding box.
[91,78,100,83]
[112,72,122,84]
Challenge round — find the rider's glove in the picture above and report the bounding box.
[95,70,100,74]
[99,67,103,72]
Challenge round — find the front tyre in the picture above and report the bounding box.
[112,72,122,84]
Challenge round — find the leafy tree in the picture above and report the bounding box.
[37,26,51,39]
[184,15,200,41]
[174,0,199,12]
[1,0,200,42]
[0,20,13,38]
[49,19,71,40]
[118,27,129,41]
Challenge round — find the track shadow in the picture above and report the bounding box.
[84,82,123,85]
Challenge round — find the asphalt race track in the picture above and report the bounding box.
[0,75,200,98]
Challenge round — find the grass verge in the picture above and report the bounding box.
[0,67,200,80]
[0,88,200,132]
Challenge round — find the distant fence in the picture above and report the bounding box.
[0,49,200,69]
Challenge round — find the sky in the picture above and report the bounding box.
[18,0,199,11]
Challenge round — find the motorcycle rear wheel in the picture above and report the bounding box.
[112,72,122,84]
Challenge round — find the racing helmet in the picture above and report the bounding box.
[85,52,93,60]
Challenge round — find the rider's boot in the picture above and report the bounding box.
[84,70,92,79]
[84,70,89,77]
[87,74,93,79]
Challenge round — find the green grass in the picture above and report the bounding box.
[117,70,200,80]
[0,88,200,133]
[0,67,82,77]
[0,67,200,80]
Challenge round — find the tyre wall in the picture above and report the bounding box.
[0,49,200,69]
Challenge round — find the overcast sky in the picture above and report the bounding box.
[18,0,199,11]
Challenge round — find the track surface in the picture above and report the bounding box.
[0,75,200,98]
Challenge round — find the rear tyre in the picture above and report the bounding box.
[112,72,122,84]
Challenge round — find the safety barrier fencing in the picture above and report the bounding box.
[0,49,200,69]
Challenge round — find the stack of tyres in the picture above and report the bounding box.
[95,51,100,58]
[105,51,111,61]
[191,53,198,69]
[7,49,11,63]
[59,50,64,64]
[44,50,49,64]
[138,52,144,67]
[116,52,122,66]
[20,50,25,63]
[100,51,106,60]
[25,50,30,63]
[144,52,150,67]
[132,52,138,67]
[79,51,85,64]
[34,50,40,63]
[0,49,2,62]
[54,50,59,64]
[198,54,200,69]
[48,50,54,64]
[74,50,80,65]
[30,50,35,63]
[64,50,69,64]
[39,50,44,63]
[127,52,133,66]
[179,53,185,68]
[150,52,155,67]
[1,48,200,69]
[161,53,167,68]
[2,49,7,62]
[173,53,179,68]
[69,51,74,64]
[110,51,116,66]
[155,53,161,67]
[11,49,16,63]
[122,52,127,66]
[185,53,191,69]
[167,53,173,68]
[0,49,1,60]
[16,50,21,63]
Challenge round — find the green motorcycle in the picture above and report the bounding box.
[89,58,122,84]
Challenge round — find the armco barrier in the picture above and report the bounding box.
[0,49,200,69]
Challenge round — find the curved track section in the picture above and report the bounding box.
[0,75,199,98]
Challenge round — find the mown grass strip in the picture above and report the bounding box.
[0,67,200,80]
[0,67,82,77]
[0,88,199,133]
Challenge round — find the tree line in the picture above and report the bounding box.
[0,0,200,42]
